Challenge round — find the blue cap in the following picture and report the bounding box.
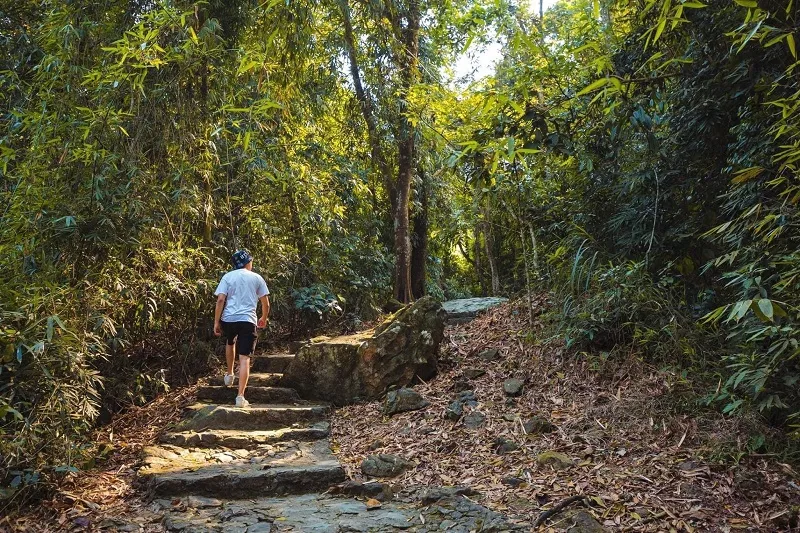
[232,249,253,269]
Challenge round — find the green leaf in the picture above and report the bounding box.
[577,78,610,96]
[733,0,757,7]
[756,299,774,320]
[787,33,797,58]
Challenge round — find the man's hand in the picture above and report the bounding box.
[214,322,222,336]
[257,317,268,329]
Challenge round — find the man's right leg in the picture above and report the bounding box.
[225,342,235,377]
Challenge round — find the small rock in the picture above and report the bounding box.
[503,378,524,397]
[565,510,606,532]
[419,486,478,504]
[444,400,463,421]
[501,476,526,488]
[384,388,430,416]
[247,524,272,533]
[186,496,222,508]
[439,519,457,530]
[462,368,485,379]
[494,438,519,454]
[369,439,385,451]
[477,348,500,361]
[452,380,472,393]
[361,454,413,478]
[522,416,557,435]
[677,459,702,471]
[463,411,486,429]
[537,450,575,470]
[457,390,478,407]
[329,480,394,501]
[502,413,518,422]
[366,498,382,510]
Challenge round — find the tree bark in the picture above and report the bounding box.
[391,0,420,304]
[483,199,500,296]
[411,170,429,299]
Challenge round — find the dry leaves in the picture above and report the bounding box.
[331,299,800,531]
[3,384,199,532]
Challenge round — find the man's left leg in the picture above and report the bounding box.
[235,323,257,408]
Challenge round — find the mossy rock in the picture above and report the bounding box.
[536,451,574,470]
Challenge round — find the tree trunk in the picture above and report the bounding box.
[483,199,500,296]
[410,170,429,299]
[474,226,486,295]
[391,0,420,304]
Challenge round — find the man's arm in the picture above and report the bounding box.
[214,293,226,336]
[257,295,270,329]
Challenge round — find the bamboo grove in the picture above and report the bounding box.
[1,0,799,501]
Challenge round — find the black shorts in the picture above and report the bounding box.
[221,321,257,356]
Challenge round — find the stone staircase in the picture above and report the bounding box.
[137,351,526,532]
[139,353,345,501]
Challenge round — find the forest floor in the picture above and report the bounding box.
[333,299,800,531]
[3,298,800,532]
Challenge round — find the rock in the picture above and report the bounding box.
[368,439,385,451]
[247,523,272,533]
[501,477,526,488]
[477,348,500,362]
[537,451,575,470]
[328,480,394,501]
[442,298,508,322]
[522,416,557,435]
[445,400,463,421]
[361,454,413,478]
[457,390,478,407]
[452,380,472,393]
[419,486,479,504]
[462,368,485,379]
[383,299,405,313]
[186,496,223,508]
[282,296,446,405]
[383,388,429,416]
[463,412,486,429]
[565,510,606,532]
[503,378,524,397]
[494,438,519,454]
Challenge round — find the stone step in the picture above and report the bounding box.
[207,373,282,387]
[196,386,300,404]
[160,422,330,449]
[140,441,345,498]
[250,353,294,373]
[177,403,329,432]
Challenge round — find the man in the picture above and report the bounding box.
[213,249,270,408]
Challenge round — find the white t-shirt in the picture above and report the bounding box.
[214,269,269,324]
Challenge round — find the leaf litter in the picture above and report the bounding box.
[331,299,800,531]
[3,384,199,532]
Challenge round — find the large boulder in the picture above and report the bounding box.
[281,296,446,405]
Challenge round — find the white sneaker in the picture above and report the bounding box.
[235,395,250,408]
[223,373,235,387]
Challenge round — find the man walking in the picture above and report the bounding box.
[214,249,270,408]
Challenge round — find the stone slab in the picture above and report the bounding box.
[250,354,294,373]
[160,422,330,449]
[441,297,508,319]
[141,441,345,498]
[208,373,283,387]
[196,386,299,404]
[177,404,329,432]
